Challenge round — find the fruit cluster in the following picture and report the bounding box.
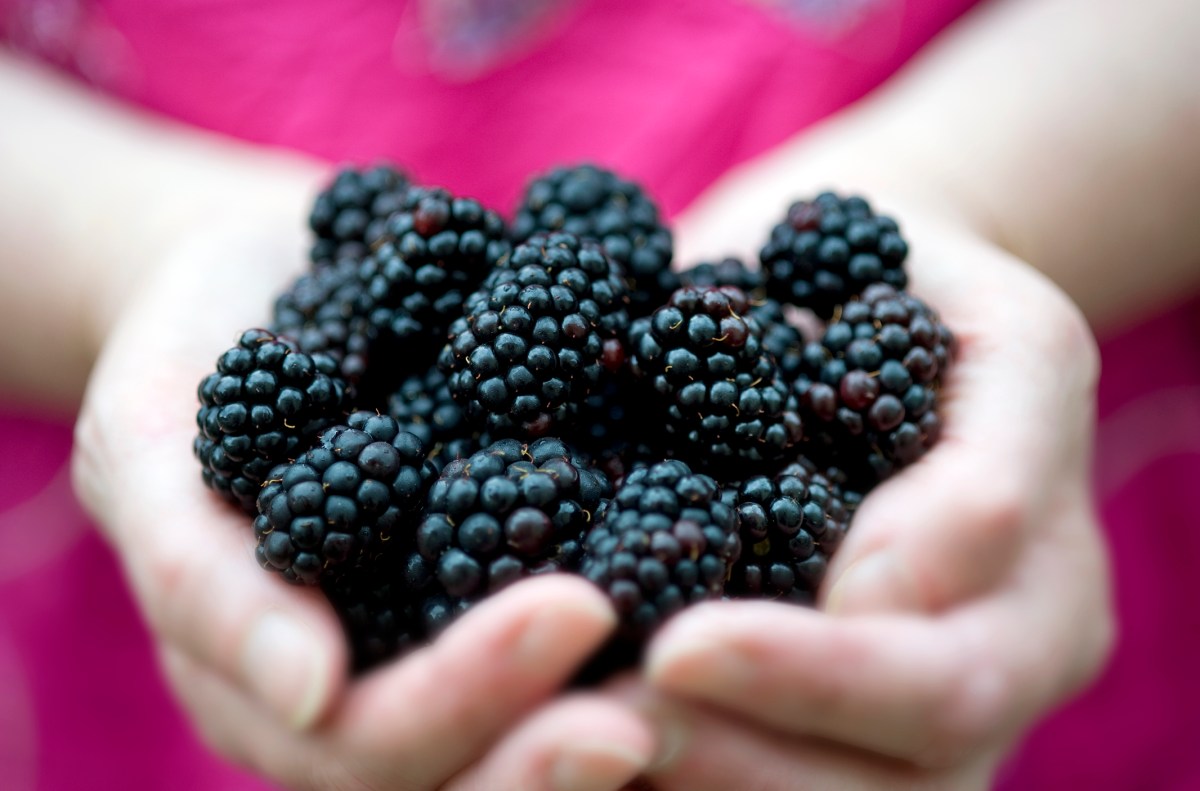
[193,163,954,672]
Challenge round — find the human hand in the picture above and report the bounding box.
[70,219,656,790]
[620,194,1114,790]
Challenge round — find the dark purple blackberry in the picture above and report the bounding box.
[679,258,763,295]
[359,185,511,358]
[322,557,420,671]
[194,329,347,514]
[309,164,410,263]
[630,286,803,469]
[581,460,740,647]
[512,165,676,316]
[271,258,373,383]
[726,458,856,604]
[793,283,954,486]
[406,438,611,630]
[576,372,667,484]
[439,233,629,437]
[253,413,436,585]
[387,367,468,450]
[761,192,908,319]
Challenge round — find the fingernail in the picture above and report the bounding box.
[551,740,652,791]
[239,612,329,730]
[646,713,690,773]
[515,595,616,666]
[824,551,919,615]
[644,634,753,692]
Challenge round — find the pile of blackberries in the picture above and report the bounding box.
[193,163,954,672]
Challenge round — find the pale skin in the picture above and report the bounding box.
[1,0,1198,787]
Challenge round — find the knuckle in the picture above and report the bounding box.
[963,471,1026,543]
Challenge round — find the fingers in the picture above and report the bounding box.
[329,575,618,788]
[624,690,995,791]
[645,602,999,764]
[446,695,655,791]
[822,230,1100,614]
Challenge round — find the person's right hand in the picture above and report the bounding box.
[71,219,657,791]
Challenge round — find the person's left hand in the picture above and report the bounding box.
[609,191,1114,790]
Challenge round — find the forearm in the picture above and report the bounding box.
[685,0,1200,330]
[0,53,323,408]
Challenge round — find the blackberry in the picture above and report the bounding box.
[387,367,469,451]
[630,286,803,470]
[194,329,347,513]
[407,438,610,629]
[359,185,511,359]
[581,460,740,647]
[322,557,419,671]
[439,233,628,437]
[726,458,856,603]
[761,192,908,318]
[309,164,410,263]
[253,413,436,585]
[576,370,667,484]
[679,258,763,295]
[793,283,954,486]
[271,258,373,383]
[513,165,676,315]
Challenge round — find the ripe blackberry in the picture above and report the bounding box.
[271,258,373,383]
[359,186,511,358]
[406,438,610,628]
[439,233,628,437]
[630,286,803,469]
[581,460,740,646]
[194,329,347,513]
[793,283,954,486]
[679,258,764,295]
[387,367,468,450]
[309,164,410,263]
[576,371,667,484]
[253,413,436,585]
[322,558,420,671]
[726,458,856,603]
[512,165,676,315]
[761,192,908,318]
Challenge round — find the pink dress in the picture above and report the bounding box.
[1,1,1197,788]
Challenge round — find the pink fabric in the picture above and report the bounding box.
[2,1,1198,788]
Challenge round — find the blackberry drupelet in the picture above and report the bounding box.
[726,458,856,603]
[794,283,954,486]
[359,185,511,359]
[761,192,908,319]
[406,438,610,630]
[679,257,764,295]
[271,258,373,383]
[254,413,436,585]
[630,286,803,470]
[750,297,806,381]
[195,329,347,513]
[512,164,676,315]
[309,164,410,263]
[439,233,629,437]
[581,460,740,647]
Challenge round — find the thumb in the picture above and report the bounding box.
[823,227,1098,615]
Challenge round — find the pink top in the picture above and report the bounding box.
[2,1,1198,788]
